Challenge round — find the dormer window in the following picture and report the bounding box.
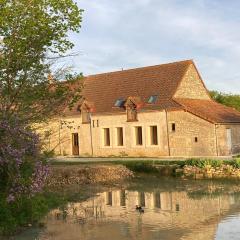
[114,98,125,107]
[125,96,141,122]
[148,95,158,104]
[126,105,137,122]
[79,100,94,124]
[82,110,90,124]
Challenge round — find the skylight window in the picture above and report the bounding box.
[114,98,125,107]
[148,95,158,104]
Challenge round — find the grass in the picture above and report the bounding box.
[50,157,240,174]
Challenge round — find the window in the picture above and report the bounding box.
[106,192,112,206]
[104,128,110,146]
[176,204,180,212]
[82,111,90,124]
[172,123,176,132]
[103,128,111,146]
[195,137,198,142]
[154,192,161,208]
[116,127,124,146]
[135,126,143,145]
[127,107,137,121]
[148,95,158,104]
[114,98,125,107]
[120,190,126,206]
[150,126,158,145]
[97,120,99,127]
[138,192,145,207]
[92,120,95,128]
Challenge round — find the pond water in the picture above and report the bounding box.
[12,176,240,240]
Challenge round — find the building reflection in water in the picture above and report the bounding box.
[46,189,239,240]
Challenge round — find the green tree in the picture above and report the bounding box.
[210,91,240,111]
[0,1,83,234]
[0,0,83,124]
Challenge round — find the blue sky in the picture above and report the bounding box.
[68,0,240,93]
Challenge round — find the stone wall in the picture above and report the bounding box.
[40,111,170,157]
[216,124,240,155]
[39,110,240,157]
[174,64,210,100]
[167,110,217,156]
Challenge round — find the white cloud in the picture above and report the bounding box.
[69,0,240,93]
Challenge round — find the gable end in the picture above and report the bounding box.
[174,63,211,100]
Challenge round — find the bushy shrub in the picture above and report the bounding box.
[0,119,50,235]
[186,158,223,168]
[229,158,240,169]
[124,162,158,173]
[0,192,66,235]
[0,120,49,203]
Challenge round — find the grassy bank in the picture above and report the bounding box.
[51,157,240,173]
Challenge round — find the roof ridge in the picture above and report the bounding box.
[85,59,193,78]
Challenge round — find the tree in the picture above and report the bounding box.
[0,0,83,124]
[210,91,240,111]
[0,0,83,215]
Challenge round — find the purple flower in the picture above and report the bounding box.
[7,194,15,203]
[0,118,49,202]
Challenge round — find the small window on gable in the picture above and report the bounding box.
[114,99,125,107]
[148,95,158,104]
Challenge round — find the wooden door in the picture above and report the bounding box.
[72,133,79,155]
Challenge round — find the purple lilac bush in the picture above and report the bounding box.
[0,119,49,202]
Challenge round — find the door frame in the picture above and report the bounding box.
[72,133,79,155]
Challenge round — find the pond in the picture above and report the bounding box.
[10,176,240,240]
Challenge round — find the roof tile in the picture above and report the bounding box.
[175,98,240,123]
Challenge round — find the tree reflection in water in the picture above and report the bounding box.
[15,177,240,240]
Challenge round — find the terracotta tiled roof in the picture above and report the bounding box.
[81,60,191,114]
[63,59,240,124]
[175,98,240,123]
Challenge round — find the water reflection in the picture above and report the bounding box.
[13,178,240,240]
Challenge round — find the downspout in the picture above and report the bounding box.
[214,124,219,156]
[165,110,171,156]
[89,113,94,156]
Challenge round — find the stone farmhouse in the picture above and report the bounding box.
[43,60,240,157]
